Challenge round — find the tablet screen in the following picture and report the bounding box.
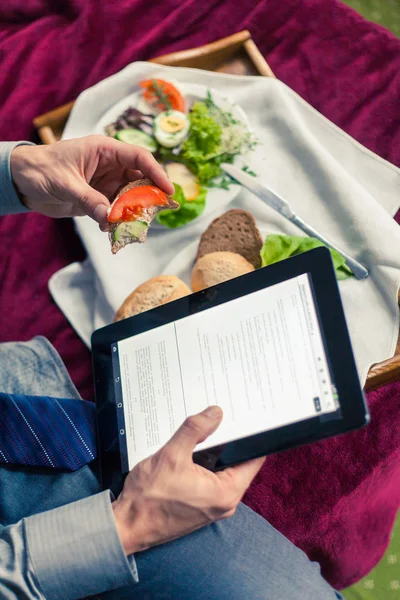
[111,273,340,472]
[93,248,368,491]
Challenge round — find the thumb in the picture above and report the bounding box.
[165,406,223,460]
[76,183,110,225]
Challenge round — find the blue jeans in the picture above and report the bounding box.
[0,337,341,599]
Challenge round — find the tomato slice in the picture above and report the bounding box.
[108,185,169,223]
[139,79,185,113]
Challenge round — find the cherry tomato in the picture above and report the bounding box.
[139,79,185,113]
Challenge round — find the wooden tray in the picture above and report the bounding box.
[33,31,274,145]
[32,30,400,392]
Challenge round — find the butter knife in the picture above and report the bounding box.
[221,163,369,280]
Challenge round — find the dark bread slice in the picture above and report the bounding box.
[196,209,263,268]
[108,178,178,254]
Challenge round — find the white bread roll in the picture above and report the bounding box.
[115,275,192,321]
[191,251,255,292]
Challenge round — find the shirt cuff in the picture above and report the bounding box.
[0,141,35,216]
[24,490,138,600]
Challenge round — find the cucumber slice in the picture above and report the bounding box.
[113,220,148,242]
[115,129,158,153]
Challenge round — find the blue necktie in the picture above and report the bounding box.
[0,393,97,471]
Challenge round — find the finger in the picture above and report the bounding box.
[68,207,86,217]
[91,169,146,202]
[75,183,110,225]
[27,202,86,219]
[164,406,223,459]
[99,222,109,233]
[125,169,144,181]
[110,140,175,195]
[218,457,266,492]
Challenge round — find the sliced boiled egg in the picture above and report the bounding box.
[154,110,190,148]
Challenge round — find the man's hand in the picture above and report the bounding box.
[10,136,174,229]
[112,406,265,556]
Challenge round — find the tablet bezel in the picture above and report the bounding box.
[92,247,369,495]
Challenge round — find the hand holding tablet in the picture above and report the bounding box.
[112,405,264,556]
[92,247,369,496]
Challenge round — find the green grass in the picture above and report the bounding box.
[342,513,400,599]
[341,0,400,37]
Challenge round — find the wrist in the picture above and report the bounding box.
[112,495,161,556]
[112,498,141,556]
[10,145,31,207]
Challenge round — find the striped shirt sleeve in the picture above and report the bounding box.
[0,491,138,600]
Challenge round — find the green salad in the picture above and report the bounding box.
[156,95,256,228]
[106,79,257,229]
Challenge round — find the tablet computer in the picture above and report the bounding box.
[92,247,369,495]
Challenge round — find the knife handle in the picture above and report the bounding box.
[291,216,369,280]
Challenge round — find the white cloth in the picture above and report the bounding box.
[49,61,400,386]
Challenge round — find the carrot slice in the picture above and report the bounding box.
[108,185,169,223]
[139,79,185,113]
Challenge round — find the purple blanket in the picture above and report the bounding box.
[0,0,399,588]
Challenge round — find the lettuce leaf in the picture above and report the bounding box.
[156,183,207,229]
[184,102,222,155]
[260,235,354,280]
[179,102,226,186]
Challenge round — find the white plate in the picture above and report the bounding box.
[162,228,269,286]
[93,83,251,229]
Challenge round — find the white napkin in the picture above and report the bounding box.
[49,62,400,386]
